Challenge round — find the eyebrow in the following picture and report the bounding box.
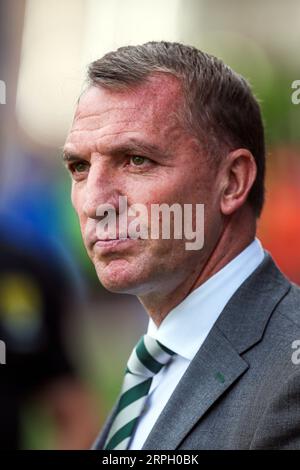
[62,151,83,163]
[62,138,167,162]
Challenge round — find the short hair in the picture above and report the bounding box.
[87,41,265,217]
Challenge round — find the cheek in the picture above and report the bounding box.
[71,184,87,228]
[71,182,83,214]
[70,182,78,210]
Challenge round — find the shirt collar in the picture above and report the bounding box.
[147,238,265,360]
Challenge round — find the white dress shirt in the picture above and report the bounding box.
[129,238,265,449]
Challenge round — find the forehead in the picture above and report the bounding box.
[71,74,184,134]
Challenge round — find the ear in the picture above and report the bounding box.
[220,149,257,216]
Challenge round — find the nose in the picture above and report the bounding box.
[82,160,120,220]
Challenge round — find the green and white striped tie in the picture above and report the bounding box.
[104,334,176,450]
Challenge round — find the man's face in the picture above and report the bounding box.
[64,74,223,297]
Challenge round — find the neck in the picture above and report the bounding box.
[138,207,257,327]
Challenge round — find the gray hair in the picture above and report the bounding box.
[87,41,265,216]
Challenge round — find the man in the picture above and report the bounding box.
[63,41,300,450]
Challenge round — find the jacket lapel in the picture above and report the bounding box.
[142,326,248,449]
[142,253,291,449]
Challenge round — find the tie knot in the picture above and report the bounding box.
[126,334,176,378]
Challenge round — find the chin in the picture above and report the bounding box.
[95,258,147,295]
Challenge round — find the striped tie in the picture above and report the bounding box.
[103,334,176,450]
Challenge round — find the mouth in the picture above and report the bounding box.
[91,237,136,253]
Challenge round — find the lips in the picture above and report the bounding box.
[92,233,130,246]
[86,225,126,247]
[94,234,128,242]
[94,237,129,246]
[92,237,135,254]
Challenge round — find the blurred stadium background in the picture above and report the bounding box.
[0,0,299,449]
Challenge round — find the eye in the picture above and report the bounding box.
[71,162,86,172]
[129,156,149,166]
[68,161,90,179]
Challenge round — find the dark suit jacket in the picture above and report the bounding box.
[93,252,300,449]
